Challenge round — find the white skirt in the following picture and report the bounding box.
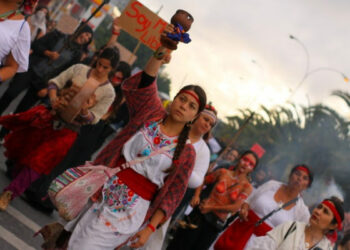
[66,175,151,250]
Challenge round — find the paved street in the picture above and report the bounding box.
[0,147,61,250]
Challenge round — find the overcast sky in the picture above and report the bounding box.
[139,0,350,120]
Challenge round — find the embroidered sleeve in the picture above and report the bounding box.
[122,71,164,121]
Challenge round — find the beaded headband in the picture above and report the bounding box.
[202,109,217,125]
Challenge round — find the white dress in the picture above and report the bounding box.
[244,180,310,249]
[0,20,30,72]
[247,221,332,250]
[66,121,178,250]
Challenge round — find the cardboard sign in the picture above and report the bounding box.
[250,143,266,158]
[59,78,100,123]
[112,42,137,65]
[119,0,169,51]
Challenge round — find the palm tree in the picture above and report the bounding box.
[214,95,350,208]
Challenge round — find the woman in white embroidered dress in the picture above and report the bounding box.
[144,104,218,250]
[247,196,344,250]
[62,26,208,250]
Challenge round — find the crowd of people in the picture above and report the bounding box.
[0,1,349,250]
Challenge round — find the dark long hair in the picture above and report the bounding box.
[166,85,206,173]
[98,47,120,70]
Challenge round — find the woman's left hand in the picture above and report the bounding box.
[129,227,153,248]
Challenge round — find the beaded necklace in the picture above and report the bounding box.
[0,9,22,22]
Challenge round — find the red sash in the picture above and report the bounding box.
[117,168,158,201]
[214,209,272,250]
[91,156,158,202]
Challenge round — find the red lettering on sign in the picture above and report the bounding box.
[153,19,167,33]
[149,36,160,50]
[136,14,151,32]
[120,0,169,51]
[140,30,149,44]
[126,1,142,18]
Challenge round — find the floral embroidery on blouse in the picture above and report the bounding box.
[139,121,178,157]
[103,175,139,213]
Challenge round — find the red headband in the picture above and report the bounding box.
[295,166,310,176]
[322,200,342,230]
[179,90,200,106]
[205,104,216,113]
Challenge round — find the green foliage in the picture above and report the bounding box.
[157,72,171,95]
[94,15,114,49]
[213,92,350,209]
[117,31,153,68]
[77,0,91,9]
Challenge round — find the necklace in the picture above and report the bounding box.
[0,9,22,22]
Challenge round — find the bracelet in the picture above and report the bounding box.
[147,224,156,232]
[153,47,165,60]
[112,30,120,36]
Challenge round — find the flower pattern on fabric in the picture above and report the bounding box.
[138,121,178,157]
[103,175,139,213]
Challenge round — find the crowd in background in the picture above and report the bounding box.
[0,1,350,250]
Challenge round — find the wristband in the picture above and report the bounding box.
[153,47,165,60]
[147,224,156,232]
[112,30,120,36]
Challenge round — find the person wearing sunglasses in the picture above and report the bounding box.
[214,165,313,250]
[247,196,344,250]
[167,150,259,250]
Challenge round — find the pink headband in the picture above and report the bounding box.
[179,90,200,106]
[322,200,342,230]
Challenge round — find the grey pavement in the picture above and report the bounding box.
[0,146,60,250]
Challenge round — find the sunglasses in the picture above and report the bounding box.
[240,156,256,168]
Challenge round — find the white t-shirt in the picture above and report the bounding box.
[0,19,31,72]
[189,138,210,188]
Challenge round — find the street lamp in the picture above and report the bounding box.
[288,34,349,100]
[289,34,310,83]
